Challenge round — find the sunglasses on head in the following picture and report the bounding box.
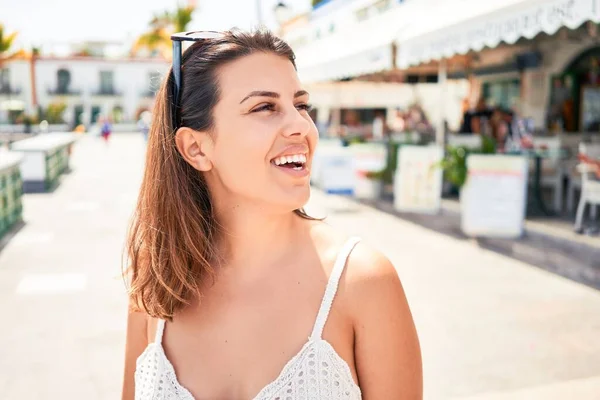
[170,31,223,130]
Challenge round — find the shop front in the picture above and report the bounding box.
[547,46,600,134]
[388,0,600,233]
[395,0,600,137]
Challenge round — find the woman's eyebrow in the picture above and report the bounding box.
[239,90,309,104]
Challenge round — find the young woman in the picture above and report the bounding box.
[122,29,422,400]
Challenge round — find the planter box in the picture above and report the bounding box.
[354,175,382,199]
[0,151,24,238]
[10,133,77,193]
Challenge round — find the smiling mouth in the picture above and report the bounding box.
[271,154,307,170]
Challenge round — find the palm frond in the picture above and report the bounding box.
[0,24,18,55]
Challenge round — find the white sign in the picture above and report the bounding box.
[350,143,388,172]
[311,138,343,187]
[351,143,388,199]
[394,145,443,213]
[318,147,355,195]
[461,155,528,238]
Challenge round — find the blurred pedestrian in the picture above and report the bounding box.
[372,110,385,140]
[471,97,493,134]
[137,111,152,142]
[100,116,112,143]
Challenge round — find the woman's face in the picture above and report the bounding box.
[205,52,318,213]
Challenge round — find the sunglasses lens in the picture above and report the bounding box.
[186,31,222,39]
[172,31,223,41]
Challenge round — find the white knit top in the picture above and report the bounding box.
[134,237,362,400]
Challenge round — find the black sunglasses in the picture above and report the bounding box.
[170,31,223,129]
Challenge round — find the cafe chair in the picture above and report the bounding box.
[573,143,600,233]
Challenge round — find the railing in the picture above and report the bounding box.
[0,86,22,95]
[47,88,82,95]
[92,88,122,96]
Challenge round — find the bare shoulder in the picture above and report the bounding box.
[341,240,408,318]
[343,240,423,399]
[344,240,399,287]
[306,220,398,283]
[122,305,152,400]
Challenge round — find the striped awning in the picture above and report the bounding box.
[396,0,600,68]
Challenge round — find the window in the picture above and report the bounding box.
[483,79,520,110]
[57,69,71,94]
[91,105,102,123]
[100,71,114,94]
[0,69,9,93]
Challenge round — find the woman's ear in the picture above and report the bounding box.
[175,127,214,172]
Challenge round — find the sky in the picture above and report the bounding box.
[1,0,311,52]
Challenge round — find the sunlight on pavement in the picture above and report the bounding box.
[16,273,87,295]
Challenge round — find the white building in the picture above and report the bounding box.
[0,54,169,127]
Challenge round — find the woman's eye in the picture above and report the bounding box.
[297,103,313,112]
[253,103,276,112]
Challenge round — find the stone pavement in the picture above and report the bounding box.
[0,134,599,400]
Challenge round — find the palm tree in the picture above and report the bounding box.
[0,24,19,64]
[132,4,195,58]
[173,6,194,33]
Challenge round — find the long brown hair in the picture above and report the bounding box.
[125,29,315,320]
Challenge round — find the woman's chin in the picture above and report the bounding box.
[273,186,311,212]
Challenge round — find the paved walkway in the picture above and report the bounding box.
[0,134,599,399]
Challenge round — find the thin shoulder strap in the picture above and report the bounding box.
[310,237,361,340]
[155,319,166,344]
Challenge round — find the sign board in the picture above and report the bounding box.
[350,143,388,199]
[311,137,343,187]
[318,146,355,195]
[350,143,387,172]
[394,145,443,214]
[461,155,528,238]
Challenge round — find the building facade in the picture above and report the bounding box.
[0,56,169,127]
[281,0,600,137]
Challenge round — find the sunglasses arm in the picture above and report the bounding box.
[172,41,182,103]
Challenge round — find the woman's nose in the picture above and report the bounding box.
[281,107,311,138]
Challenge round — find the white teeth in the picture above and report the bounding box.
[272,154,307,166]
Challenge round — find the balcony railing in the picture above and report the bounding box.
[0,86,22,95]
[92,88,122,96]
[47,88,82,96]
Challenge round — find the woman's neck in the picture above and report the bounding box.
[214,203,306,269]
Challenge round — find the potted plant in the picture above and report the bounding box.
[439,136,497,192]
[16,113,38,134]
